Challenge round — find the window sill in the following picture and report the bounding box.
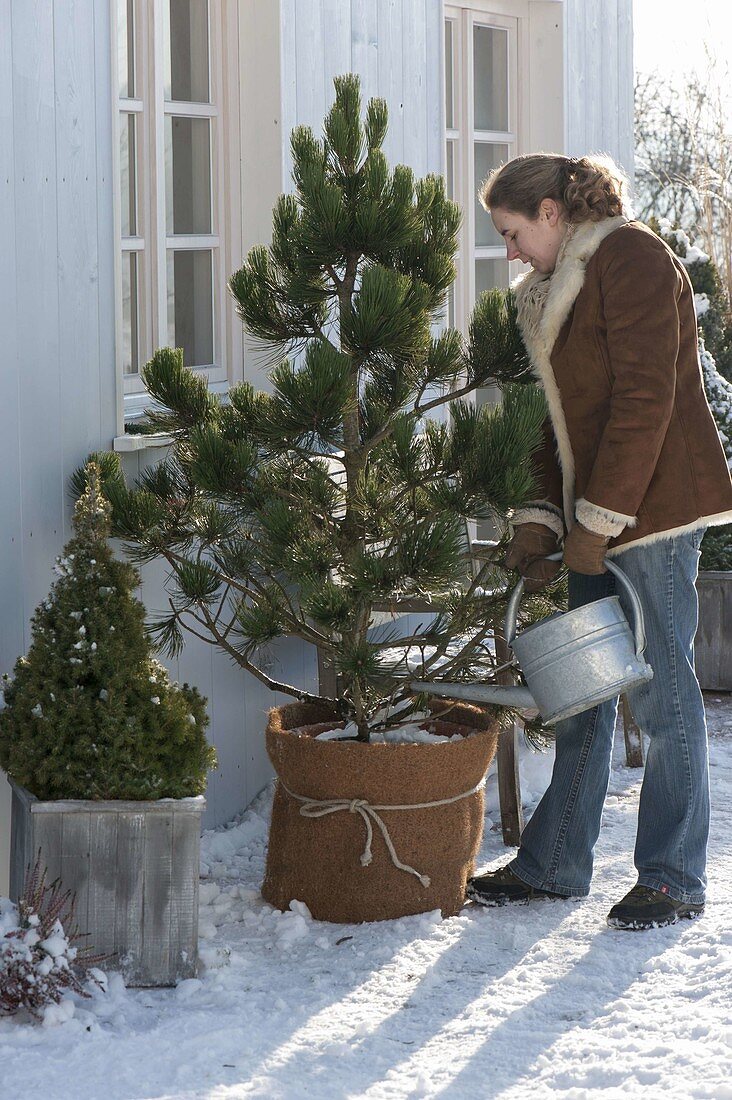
[119,377,233,452]
[123,378,230,420]
[113,432,174,453]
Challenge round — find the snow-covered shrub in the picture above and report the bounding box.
[0,856,104,1022]
[650,219,732,568]
[654,217,732,382]
[652,218,732,462]
[699,341,732,467]
[0,463,216,800]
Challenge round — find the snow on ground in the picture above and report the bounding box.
[1,695,732,1100]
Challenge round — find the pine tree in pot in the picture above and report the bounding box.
[0,467,217,985]
[85,75,554,923]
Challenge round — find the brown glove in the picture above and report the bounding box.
[563,521,609,575]
[505,522,562,593]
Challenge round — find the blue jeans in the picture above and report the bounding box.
[509,529,709,905]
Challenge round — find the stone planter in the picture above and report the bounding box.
[695,571,732,691]
[9,781,205,987]
[261,701,502,923]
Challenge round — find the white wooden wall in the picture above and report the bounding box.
[0,0,118,668]
[0,0,118,894]
[564,0,635,180]
[280,0,444,186]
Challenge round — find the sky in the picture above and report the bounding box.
[633,0,732,79]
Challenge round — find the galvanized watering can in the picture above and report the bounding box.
[412,553,653,726]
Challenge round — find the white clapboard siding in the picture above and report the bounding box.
[0,0,118,895]
[423,0,444,173]
[56,0,107,497]
[351,0,379,102]
[564,0,635,176]
[280,0,444,187]
[12,1,64,636]
[0,0,118,662]
[0,0,24,675]
[615,0,635,174]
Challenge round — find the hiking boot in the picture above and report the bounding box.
[466,865,567,907]
[606,884,705,930]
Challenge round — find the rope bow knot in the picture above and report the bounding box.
[281,778,487,889]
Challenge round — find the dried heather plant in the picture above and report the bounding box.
[0,851,108,1021]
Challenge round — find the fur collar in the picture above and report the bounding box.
[513,216,628,525]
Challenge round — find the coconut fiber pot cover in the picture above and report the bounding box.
[261,701,501,923]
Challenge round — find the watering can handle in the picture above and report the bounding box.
[504,551,648,658]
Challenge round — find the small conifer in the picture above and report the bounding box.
[0,464,216,800]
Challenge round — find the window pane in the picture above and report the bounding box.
[120,113,137,237]
[167,249,214,367]
[165,116,212,234]
[118,0,135,98]
[446,140,455,201]
[473,26,508,131]
[475,257,509,300]
[445,20,454,130]
[475,143,509,247]
[165,0,210,103]
[122,252,140,375]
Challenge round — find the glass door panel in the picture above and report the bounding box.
[165,0,210,103]
[120,113,138,237]
[474,142,509,247]
[122,252,140,375]
[167,249,214,367]
[475,257,510,299]
[473,25,508,132]
[165,116,212,234]
[118,0,135,97]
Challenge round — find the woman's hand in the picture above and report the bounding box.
[505,522,562,592]
[563,522,610,574]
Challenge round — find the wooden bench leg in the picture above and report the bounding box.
[492,614,524,845]
[317,646,338,699]
[621,694,644,767]
[497,721,524,845]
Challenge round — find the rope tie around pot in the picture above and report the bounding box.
[280,778,487,889]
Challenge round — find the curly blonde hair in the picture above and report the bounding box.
[480,152,630,224]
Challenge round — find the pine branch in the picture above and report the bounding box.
[195,603,334,705]
[159,544,334,653]
[360,373,477,457]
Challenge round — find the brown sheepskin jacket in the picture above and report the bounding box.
[511,217,732,555]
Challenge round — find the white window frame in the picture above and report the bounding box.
[444,1,529,335]
[112,0,242,426]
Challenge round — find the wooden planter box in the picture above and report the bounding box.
[696,571,732,691]
[9,781,205,987]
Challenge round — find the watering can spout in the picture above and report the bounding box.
[411,554,654,727]
[410,681,536,710]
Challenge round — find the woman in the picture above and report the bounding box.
[466,153,732,930]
